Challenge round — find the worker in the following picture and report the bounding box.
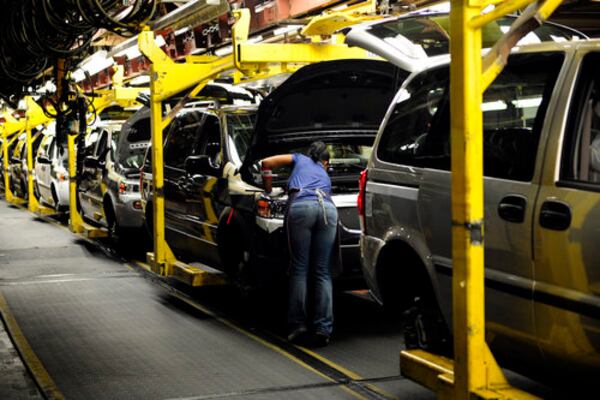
[260,141,338,347]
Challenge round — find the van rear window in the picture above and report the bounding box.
[377,52,564,181]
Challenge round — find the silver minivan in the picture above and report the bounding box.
[359,40,600,384]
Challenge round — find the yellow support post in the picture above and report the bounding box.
[1,114,23,203]
[68,85,147,237]
[399,1,565,399]
[23,97,56,215]
[139,28,234,279]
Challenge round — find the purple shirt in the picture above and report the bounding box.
[288,153,332,203]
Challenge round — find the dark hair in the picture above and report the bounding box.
[308,141,330,163]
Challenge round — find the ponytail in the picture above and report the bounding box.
[308,141,330,163]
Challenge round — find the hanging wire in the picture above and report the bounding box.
[0,0,157,101]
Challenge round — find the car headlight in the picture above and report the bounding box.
[255,196,286,219]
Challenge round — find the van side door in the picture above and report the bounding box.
[416,52,565,361]
[162,111,202,240]
[533,49,600,371]
[184,112,224,266]
[89,130,109,221]
[36,136,53,199]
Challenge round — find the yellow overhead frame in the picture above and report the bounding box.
[23,96,56,215]
[1,112,25,204]
[399,1,565,399]
[67,82,146,238]
[139,5,380,286]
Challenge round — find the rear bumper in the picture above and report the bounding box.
[115,193,144,229]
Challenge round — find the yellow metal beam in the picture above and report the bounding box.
[300,0,379,37]
[235,42,376,64]
[68,86,146,236]
[470,0,533,29]
[23,97,56,214]
[450,2,490,396]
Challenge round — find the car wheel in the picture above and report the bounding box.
[51,185,59,209]
[34,180,40,200]
[22,179,29,199]
[402,295,452,356]
[144,202,153,238]
[220,227,256,296]
[104,203,122,247]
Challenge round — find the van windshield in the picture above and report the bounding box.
[226,112,256,164]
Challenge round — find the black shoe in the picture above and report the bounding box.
[312,332,330,347]
[287,327,308,344]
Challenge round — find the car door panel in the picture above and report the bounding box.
[185,114,223,266]
[416,53,564,365]
[533,49,600,373]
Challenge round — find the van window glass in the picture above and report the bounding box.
[366,16,582,58]
[39,136,51,157]
[561,53,600,185]
[378,52,564,181]
[164,111,203,170]
[95,131,109,159]
[195,114,222,168]
[376,67,450,169]
[110,130,120,162]
[226,112,256,164]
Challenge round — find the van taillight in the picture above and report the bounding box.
[358,169,367,231]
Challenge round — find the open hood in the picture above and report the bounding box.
[244,59,402,168]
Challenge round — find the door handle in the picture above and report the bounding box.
[539,200,571,231]
[498,195,527,223]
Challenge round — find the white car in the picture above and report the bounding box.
[34,125,69,211]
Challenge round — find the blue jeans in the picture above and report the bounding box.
[287,200,338,335]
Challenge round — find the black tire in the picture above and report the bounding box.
[104,201,122,247]
[219,225,256,296]
[20,178,27,199]
[402,295,452,356]
[144,202,153,238]
[34,180,40,200]
[51,185,59,209]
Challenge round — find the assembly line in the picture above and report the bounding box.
[1,1,599,399]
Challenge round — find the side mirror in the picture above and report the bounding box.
[83,156,99,169]
[185,155,220,177]
[37,155,51,164]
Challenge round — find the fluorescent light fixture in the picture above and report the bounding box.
[247,35,263,44]
[214,45,232,57]
[128,75,151,86]
[511,97,542,109]
[481,100,507,112]
[273,25,301,36]
[155,35,166,47]
[175,26,191,36]
[72,70,86,82]
[78,50,114,75]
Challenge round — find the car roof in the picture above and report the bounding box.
[408,38,600,73]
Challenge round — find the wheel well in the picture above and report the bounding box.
[103,195,115,225]
[51,184,58,203]
[144,200,153,235]
[376,240,436,311]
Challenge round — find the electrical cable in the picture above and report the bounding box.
[0,0,157,100]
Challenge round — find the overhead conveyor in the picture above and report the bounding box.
[140,1,383,287]
[399,0,566,399]
[1,113,25,205]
